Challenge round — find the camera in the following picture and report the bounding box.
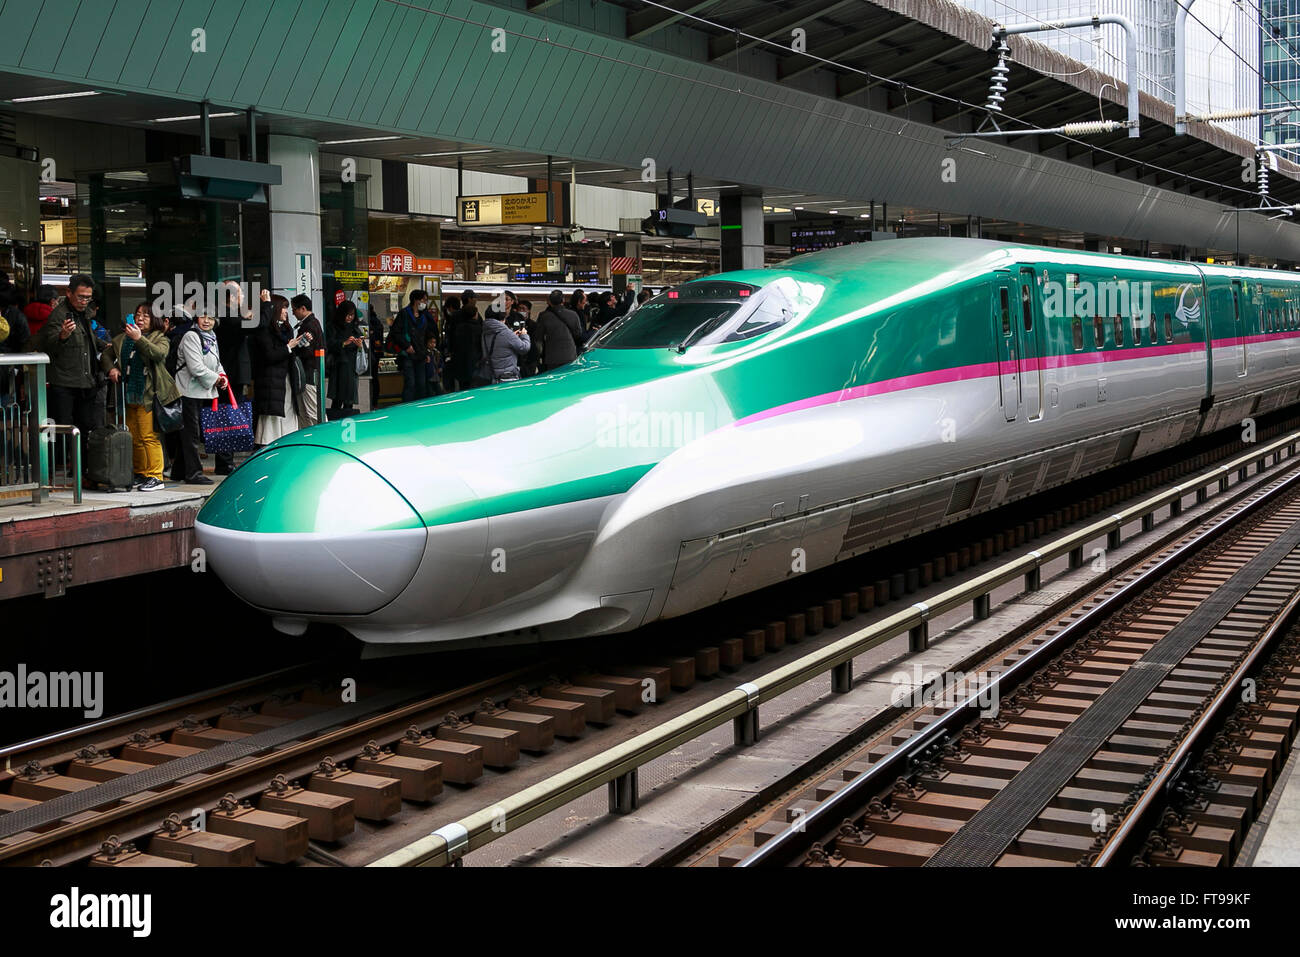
[511,320,525,331]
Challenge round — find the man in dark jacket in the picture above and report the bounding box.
[290,294,324,423]
[34,274,104,475]
[537,289,584,372]
[217,280,254,400]
[390,289,432,402]
[447,291,481,391]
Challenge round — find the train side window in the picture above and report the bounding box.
[1093,314,1105,349]
[999,287,1011,335]
[1113,315,1124,347]
[1072,317,1083,350]
[1021,286,1033,332]
[1130,316,1140,347]
[1164,313,1174,342]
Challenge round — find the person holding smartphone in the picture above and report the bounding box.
[100,302,180,491]
[249,293,303,447]
[35,274,103,480]
[290,294,323,425]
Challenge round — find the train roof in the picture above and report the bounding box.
[773,237,1300,286]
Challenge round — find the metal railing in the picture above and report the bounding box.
[369,425,1300,868]
[0,353,48,505]
[41,424,81,504]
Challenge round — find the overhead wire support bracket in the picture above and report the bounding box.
[989,16,1141,138]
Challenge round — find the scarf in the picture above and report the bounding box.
[121,336,146,405]
[197,326,217,354]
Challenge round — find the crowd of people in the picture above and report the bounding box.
[0,271,653,492]
[380,283,650,402]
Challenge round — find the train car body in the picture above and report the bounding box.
[195,239,1300,652]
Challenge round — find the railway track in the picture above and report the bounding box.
[5,417,1300,868]
[716,466,1300,867]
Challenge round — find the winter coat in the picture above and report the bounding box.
[175,328,226,400]
[23,302,51,339]
[0,305,29,353]
[448,309,481,383]
[35,300,102,389]
[538,304,583,369]
[215,311,252,387]
[480,316,530,381]
[327,312,363,407]
[101,328,181,406]
[390,305,432,361]
[292,312,324,386]
[249,319,294,417]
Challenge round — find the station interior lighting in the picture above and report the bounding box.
[411,149,494,157]
[151,112,238,122]
[322,135,403,145]
[11,90,100,102]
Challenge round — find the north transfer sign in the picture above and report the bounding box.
[457,192,552,226]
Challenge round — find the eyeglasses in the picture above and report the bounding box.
[70,292,93,301]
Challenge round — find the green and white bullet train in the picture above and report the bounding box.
[196,238,1300,652]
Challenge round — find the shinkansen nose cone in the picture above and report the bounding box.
[195,445,427,616]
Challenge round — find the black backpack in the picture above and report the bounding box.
[165,318,195,376]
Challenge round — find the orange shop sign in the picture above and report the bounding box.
[368,247,455,275]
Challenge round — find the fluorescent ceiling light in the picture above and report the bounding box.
[12,90,100,103]
[411,148,494,157]
[828,209,839,214]
[322,135,402,145]
[151,112,238,122]
[577,168,625,174]
[498,161,550,168]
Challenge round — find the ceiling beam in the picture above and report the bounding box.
[777,22,917,81]
[627,1,724,42]
[707,0,862,60]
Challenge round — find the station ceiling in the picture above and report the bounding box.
[1,0,1295,259]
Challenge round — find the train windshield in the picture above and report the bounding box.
[590,281,788,350]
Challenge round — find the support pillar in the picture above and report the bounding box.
[268,134,323,311]
[720,190,764,272]
[611,237,642,295]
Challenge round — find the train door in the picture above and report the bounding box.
[1016,267,1044,420]
[994,278,1019,421]
[1232,280,1247,377]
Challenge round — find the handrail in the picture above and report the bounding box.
[1,353,50,504]
[0,353,50,367]
[40,425,81,504]
[369,425,1300,867]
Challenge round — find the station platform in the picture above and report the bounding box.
[0,471,229,601]
[1245,738,1300,866]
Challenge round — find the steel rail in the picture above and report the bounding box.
[0,661,325,763]
[371,427,1300,867]
[1091,585,1300,865]
[741,461,1300,867]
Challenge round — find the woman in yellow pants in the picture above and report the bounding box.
[101,302,180,491]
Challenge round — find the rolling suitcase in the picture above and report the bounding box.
[86,382,133,491]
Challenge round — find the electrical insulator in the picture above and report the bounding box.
[985,36,1011,112]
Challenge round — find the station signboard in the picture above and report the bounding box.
[457,192,552,227]
[368,247,455,275]
[40,219,77,245]
[334,269,370,286]
[530,256,561,273]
